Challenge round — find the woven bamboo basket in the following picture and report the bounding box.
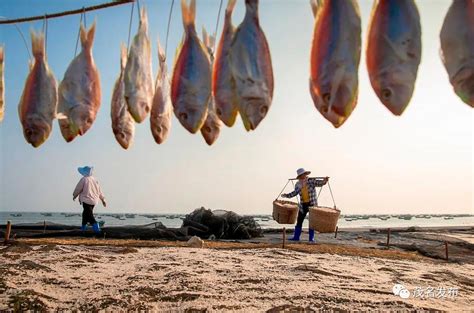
[309,206,340,233]
[272,200,299,224]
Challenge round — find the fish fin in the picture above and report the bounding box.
[181,0,196,29]
[0,45,3,63]
[157,37,166,63]
[309,0,318,18]
[30,29,45,59]
[139,7,148,33]
[382,34,409,62]
[120,42,127,70]
[80,21,96,51]
[328,65,345,112]
[226,0,237,16]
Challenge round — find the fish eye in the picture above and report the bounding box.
[216,108,222,116]
[260,105,268,116]
[144,105,150,113]
[156,126,162,133]
[382,89,392,100]
[87,118,93,124]
[321,105,329,113]
[26,129,33,137]
[204,126,212,133]
[323,93,331,103]
[179,112,188,120]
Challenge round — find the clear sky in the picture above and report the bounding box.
[0,0,472,215]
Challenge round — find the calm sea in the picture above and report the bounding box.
[0,211,473,229]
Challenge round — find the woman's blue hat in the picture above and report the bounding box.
[78,166,93,177]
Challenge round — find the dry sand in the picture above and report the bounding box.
[1,240,473,311]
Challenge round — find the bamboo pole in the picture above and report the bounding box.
[0,0,134,25]
[4,221,11,244]
[386,228,391,247]
[282,227,286,249]
[43,220,46,234]
[334,226,338,238]
[445,242,449,261]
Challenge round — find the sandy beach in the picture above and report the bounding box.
[1,237,473,311]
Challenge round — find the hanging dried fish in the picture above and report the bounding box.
[366,0,422,115]
[201,28,221,145]
[171,0,211,134]
[309,0,361,128]
[150,39,172,144]
[440,0,474,107]
[111,44,135,149]
[0,45,4,123]
[124,8,154,123]
[58,22,101,142]
[18,30,58,147]
[213,0,238,127]
[229,0,273,131]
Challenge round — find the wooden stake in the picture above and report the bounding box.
[334,226,338,238]
[282,227,286,249]
[386,228,391,247]
[4,221,11,244]
[445,241,449,261]
[43,220,47,234]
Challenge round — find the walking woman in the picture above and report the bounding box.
[282,168,328,242]
[73,166,106,233]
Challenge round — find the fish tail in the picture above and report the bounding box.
[139,7,148,32]
[226,0,237,16]
[181,0,196,29]
[120,42,127,70]
[31,29,45,59]
[157,37,166,63]
[80,21,96,51]
[0,45,4,63]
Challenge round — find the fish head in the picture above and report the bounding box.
[70,106,96,136]
[452,67,474,107]
[316,78,358,118]
[371,69,416,115]
[201,113,221,145]
[58,119,78,142]
[175,104,206,134]
[23,116,51,147]
[114,124,134,149]
[215,91,238,127]
[309,79,347,128]
[151,116,171,144]
[125,94,151,123]
[236,79,272,131]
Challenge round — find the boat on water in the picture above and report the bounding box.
[41,213,53,217]
[10,213,22,217]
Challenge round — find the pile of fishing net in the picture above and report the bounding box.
[182,207,263,239]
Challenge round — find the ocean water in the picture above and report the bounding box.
[0,211,473,229]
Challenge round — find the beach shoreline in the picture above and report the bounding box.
[1,238,473,311]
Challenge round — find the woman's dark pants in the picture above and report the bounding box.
[82,203,97,226]
[296,202,311,228]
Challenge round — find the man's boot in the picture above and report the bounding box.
[289,226,302,241]
[92,223,101,234]
[81,224,87,231]
[309,229,315,243]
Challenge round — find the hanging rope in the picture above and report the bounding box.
[126,1,135,51]
[14,23,31,60]
[275,179,291,201]
[164,0,175,59]
[136,0,141,23]
[213,0,224,52]
[42,15,48,55]
[83,7,87,28]
[73,11,83,57]
[327,180,337,209]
